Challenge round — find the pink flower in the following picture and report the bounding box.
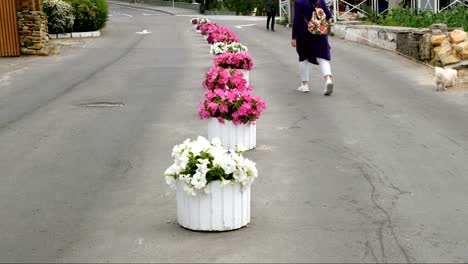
[203,66,251,92]
[212,52,254,70]
[217,117,226,124]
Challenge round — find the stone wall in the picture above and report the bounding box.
[333,22,467,67]
[17,11,49,55]
[429,24,468,66]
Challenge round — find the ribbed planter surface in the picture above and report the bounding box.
[208,118,256,151]
[241,69,250,85]
[176,181,251,231]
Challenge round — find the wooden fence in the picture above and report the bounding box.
[0,0,21,56]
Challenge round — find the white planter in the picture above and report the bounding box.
[176,181,250,231]
[241,69,250,85]
[208,118,256,151]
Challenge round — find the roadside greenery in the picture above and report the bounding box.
[41,0,108,33]
[362,3,467,30]
[63,0,109,32]
[381,5,467,30]
[40,0,74,34]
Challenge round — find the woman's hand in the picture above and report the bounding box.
[291,39,296,47]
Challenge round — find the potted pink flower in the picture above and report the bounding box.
[212,52,254,84]
[198,88,266,150]
[203,66,252,92]
[207,27,240,44]
[198,22,218,36]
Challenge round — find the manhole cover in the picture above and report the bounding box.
[79,102,124,108]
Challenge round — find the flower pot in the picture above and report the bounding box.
[176,181,250,231]
[208,118,256,151]
[241,69,249,85]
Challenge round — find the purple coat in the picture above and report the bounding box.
[292,0,333,63]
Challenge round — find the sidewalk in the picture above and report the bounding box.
[107,0,200,16]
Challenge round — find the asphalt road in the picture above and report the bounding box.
[1,5,468,263]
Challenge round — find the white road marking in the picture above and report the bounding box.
[136,29,152,34]
[235,23,256,28]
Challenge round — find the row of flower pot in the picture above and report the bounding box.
[163,18,266,232]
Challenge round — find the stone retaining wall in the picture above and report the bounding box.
[332,22,468,67]
[17,11,49,55]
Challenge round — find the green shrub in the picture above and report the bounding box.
[381,5,467,31]
[41,0,75,34]
[63,0,109,32]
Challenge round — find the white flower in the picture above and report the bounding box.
[197,158,210,174]
[191,171,207,190]
[179,174,192,184]
[175,150,190,170]
[165,175,176,189]
[210,137,222,147]
[210,42,228,55]
[164,136,258,195]
[235,144,247,154]
[233,169,248,183]
[213,154,236,175]
[183,183,196,196]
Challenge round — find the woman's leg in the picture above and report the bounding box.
[266,12,271,30]
[317,58,332,78]
[298,60,310,92]
[317,58,334,95]
[299,60,309,84]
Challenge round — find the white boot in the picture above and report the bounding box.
[324,78,333,96]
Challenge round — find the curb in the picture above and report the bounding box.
[49,30,101,39]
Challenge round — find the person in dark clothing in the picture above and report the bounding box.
[291,0,334,95]
[265,0,278,31]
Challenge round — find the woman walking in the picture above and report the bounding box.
[291,0,334,95]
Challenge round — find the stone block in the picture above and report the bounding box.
[431,34,447,46]
[430,23,448,32]
[21,48,37,55]
[419,33,432,61]
[440,53,460,65]
[449,29,467,44]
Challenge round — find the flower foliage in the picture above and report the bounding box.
[212,52,254,71]
[203,67,251,91]
[207,26,240,44]
[198,88,267,125]
[197,22,217,35]
[210,42,248,55]
[164,136,258,195]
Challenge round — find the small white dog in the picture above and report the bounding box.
[435,66,458,91]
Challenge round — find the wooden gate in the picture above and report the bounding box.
[0,0,21,56]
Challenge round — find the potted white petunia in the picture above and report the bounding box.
[210,42,248,56]
[164,136,258,231]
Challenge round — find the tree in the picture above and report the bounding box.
[223,0,264,15]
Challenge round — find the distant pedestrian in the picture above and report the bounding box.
[291,0,334,95]
[265,0,278,31]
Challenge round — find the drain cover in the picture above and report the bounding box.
[80,102,124,108]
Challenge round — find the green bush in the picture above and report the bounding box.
[380,5,467,31]
[41,0,75,34]
[63,0,109,32]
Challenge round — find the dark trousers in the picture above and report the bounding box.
[266,11,275,30]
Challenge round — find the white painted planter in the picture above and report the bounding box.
[241,69,250,85]
[176,181,250,231]
[208,118,256,151]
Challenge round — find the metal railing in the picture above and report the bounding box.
[279,0,292,24]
